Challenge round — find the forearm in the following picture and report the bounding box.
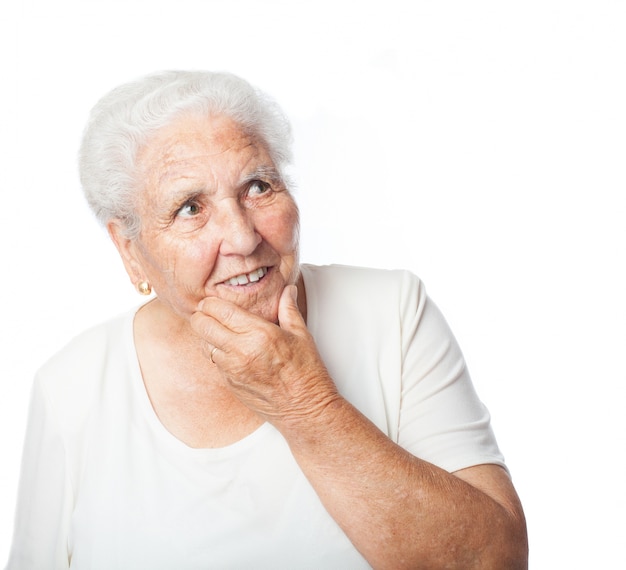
[277,395,527,570]
[192,290,527,567]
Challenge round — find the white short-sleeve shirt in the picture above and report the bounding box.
[7,264,505,569]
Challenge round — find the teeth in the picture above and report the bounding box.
[248,269,261,283]
[226,267,268,286]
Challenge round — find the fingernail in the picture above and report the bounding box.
[290,285,298,303]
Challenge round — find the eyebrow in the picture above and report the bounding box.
[158,163,284,213]
[239,165,283,186]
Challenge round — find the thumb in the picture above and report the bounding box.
[278,284,305,332]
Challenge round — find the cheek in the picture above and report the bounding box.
[266,203,300,285]
[139,235,218,291]
[175,241,220,288]
[262,200,300,253]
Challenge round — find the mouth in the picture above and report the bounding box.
[221,266,269,287]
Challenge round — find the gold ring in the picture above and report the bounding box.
[210,347,218,364]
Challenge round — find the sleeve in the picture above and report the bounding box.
[396,272,506,473]
[6,374,73,570]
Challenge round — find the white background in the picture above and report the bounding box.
[1,1,624,567]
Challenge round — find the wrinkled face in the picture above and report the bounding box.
[118,113,300,324]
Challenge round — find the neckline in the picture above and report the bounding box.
[122,264,316,458]
[123,304,273,459]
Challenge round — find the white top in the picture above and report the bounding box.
[7,264,505,569]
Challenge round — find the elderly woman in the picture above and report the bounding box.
[7,71,527,569]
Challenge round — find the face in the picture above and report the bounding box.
[111,113,300,325]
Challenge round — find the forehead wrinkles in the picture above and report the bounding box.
[138,130,260,194]
[138,113,253,166]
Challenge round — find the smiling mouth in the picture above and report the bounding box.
[222,266,269,286]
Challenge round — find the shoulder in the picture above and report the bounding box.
[39,310,132,379]
[300,264,428,332]
[300,263,421,286]
[299,264,432,439]
[34,309,135,420]
[300,263,426,308]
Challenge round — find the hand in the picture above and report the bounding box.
[190,285,340,427]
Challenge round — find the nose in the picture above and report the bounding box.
[215,198,262,256]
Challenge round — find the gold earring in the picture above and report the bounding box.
[137,280,152,296]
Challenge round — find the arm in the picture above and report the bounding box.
[6,377,72,570]
[280,395,527,569]
[191,286,528,569]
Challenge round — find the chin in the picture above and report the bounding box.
[248,299,280,324]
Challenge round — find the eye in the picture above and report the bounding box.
[176,200,202,218]
[246,180,272,197]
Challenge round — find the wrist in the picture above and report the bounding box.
[275,390,357,450]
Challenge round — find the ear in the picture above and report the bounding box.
[107,219,146,288]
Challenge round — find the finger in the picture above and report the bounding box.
[190,309,239,351]
[278,285,307,334]
[196,297,268,334]
[209,345,219,364]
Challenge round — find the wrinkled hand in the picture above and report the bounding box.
[190,285,341,427]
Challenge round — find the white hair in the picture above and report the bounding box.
[79,70,294,239]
